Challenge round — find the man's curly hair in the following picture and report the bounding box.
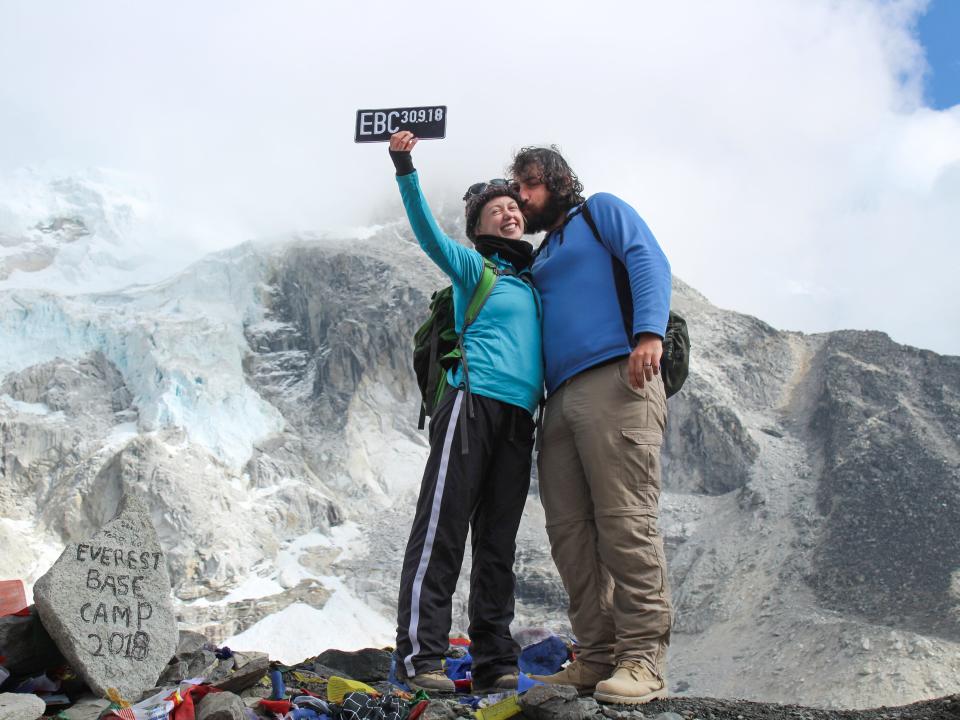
[509,145,585,213]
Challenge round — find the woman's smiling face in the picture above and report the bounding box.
[475,195,525,240]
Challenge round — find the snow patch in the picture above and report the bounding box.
[0,394,59,418]
[274,528,349,586]
[0,168,190,293]
[192,522,368,610]
[225,596,394,665]
[221,576,286,603]
[103,422,139,447]
[0,518,63,597]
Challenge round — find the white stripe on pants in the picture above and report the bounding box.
[404,390,463,677]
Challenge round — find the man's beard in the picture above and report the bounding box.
[523,193,569,234]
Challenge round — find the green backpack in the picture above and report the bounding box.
[579,200,690,398]
[413,258,503,428]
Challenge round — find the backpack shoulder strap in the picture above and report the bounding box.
[579,199,635,347]
[454,258,500,452]
[579,199,601,244]
[463,258,499,330]
[533,204,587,258]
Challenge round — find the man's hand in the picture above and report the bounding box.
[389,131,418,153]
[629,332,663,390]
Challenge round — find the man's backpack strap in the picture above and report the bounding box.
[579,201,634,349]
[578,200,690,398]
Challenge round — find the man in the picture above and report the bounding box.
[510,147,672,705]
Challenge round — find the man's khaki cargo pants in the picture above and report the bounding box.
[538,357,672,679]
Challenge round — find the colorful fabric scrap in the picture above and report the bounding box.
[473,695,520,720]
[0,580,29,617]
[258,700,293,715]
[326,677,377,703]
[406,700,429,720]
[338,692,404,720]
[518,635,569,677]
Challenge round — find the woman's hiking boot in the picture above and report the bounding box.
[529,660,611,695]
[592,660,667,705]
[472,672,518,695]
[406,669,455,693]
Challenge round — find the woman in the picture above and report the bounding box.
[388,131,543,695]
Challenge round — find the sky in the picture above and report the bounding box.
[0,0,958,355]
[917,0,960,109]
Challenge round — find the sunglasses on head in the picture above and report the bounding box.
[463,178,516,200]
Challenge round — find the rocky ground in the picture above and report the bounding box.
[618,694,960,719]
[7,620,960,720]
[125,640,960,720]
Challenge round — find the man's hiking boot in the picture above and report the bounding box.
[593,660,667,705]
[529,660,610,695]
[405,669,455,693]
[472,672,518,695]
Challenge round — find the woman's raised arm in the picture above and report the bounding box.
[389,131,481,288]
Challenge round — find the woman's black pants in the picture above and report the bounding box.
[395,388,534,688]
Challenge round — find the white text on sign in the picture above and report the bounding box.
[354,105,447,143]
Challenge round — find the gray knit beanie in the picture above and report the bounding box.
[463,183,523,240]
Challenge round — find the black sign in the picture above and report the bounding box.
[354,105,447,143]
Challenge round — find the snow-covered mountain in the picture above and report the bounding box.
[1,172,958,710]
[0,168,171,291]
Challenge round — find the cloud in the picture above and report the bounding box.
[0,0,957,353]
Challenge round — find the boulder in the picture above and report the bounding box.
[312,648,391,682]
[210,652,269,693]
[196,692,245,720]
[56,695,112,720]
[0,608,66,675]
[519,684,600,720]
[312,662,346,678]
[32,494,179,701]
[158,631,218,686]
[0,693,45,720]
[173,630,209,657]
[155,634,266,692]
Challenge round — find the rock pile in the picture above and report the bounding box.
[2,491,960,720]
[3,612,959,720]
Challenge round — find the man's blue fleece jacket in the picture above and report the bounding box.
[532,192,671,395]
